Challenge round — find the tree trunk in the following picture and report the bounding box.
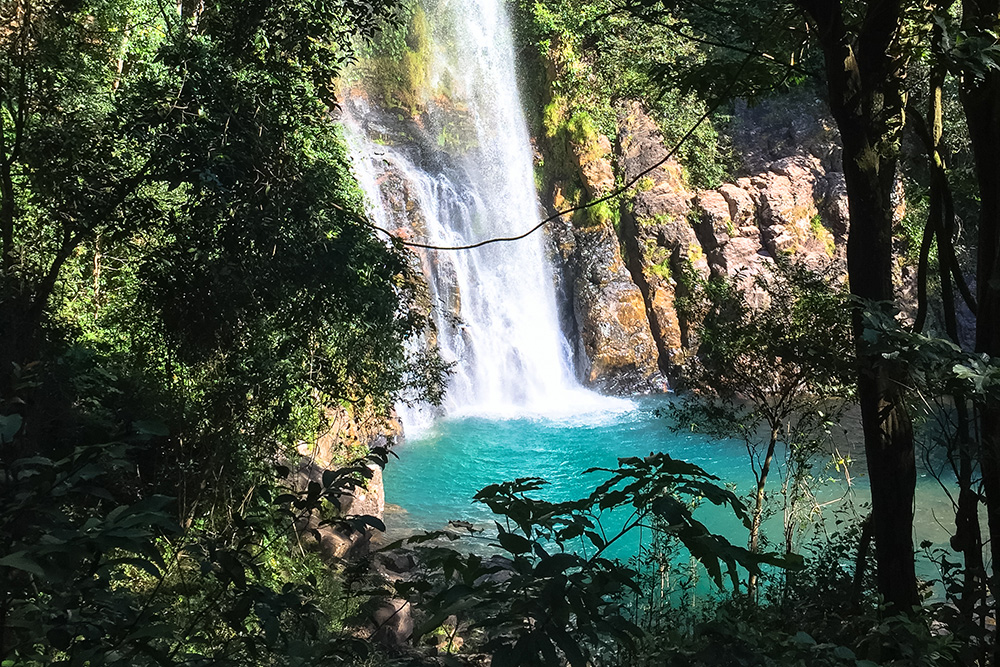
[852,513,875,608]
[960,0,1000,646]
[797,0,919,612]
[916,23,986,615]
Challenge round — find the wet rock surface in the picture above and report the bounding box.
[540,99,666,394]
[547,212,664,395]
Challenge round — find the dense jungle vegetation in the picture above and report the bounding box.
[3,0,1000,665]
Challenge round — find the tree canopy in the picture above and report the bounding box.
[1,0,444,510]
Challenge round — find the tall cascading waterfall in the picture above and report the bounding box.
[344,0,627,424]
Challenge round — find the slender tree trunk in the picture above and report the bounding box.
[915,21,986,615]
[953,404,984,616]
[852,513,875,608]
[939,178,985,615]
[111,29,131,93]
[940,176,986,614]
[748,428,778,599]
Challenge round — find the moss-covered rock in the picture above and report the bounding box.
[351,5,432,116]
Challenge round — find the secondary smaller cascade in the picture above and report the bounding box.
[344,0,630,425]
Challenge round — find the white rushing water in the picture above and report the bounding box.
[345,0,630,426]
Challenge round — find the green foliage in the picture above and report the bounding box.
[0,426,393,665]
[647,260,671,281]
[672,259,855,576]
[385,454,793,666]
[566,110,600,146]
[614,503,966,667]
[510,0,732,188]
[631,599,960,667]
[809,213,837,258]
[0,444,178,665]
[644,239,673,280]
[0,0,443,518]
[860,305,1000,402]
[542,94,569,139]
[0,2,442,663]
[351,4,432,114]
[618,1,823,102]
[899,188,934,265]
[587,199,619,229]
[677,259,854,405]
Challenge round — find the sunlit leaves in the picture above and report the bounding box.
[1,0,444,528]
[0,440,388,665]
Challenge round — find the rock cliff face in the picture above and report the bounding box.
[548,213,664,394]
[537,92,858,386]
[541,110,665,394]
[351,55,865,395]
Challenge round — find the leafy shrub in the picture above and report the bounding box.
[0,437,391,666]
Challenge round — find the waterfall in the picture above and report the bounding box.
[344,0,628,425]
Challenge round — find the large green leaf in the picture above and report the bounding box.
[0,551,45,578]
[0,414,22,444]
